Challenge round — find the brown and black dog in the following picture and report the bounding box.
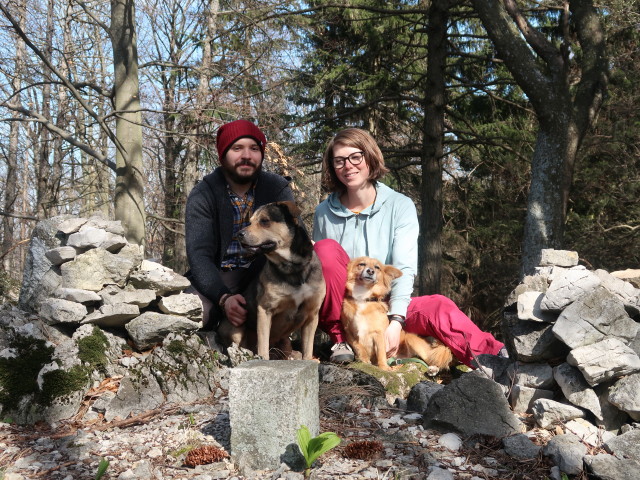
[341,256,453,375]
[217,201,325,360]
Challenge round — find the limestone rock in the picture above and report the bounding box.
[604,429,640,463]
[517,291,557,322]
[608,373,640,421]
[60,248,135,291]
[542,433,587,475]
[158,292,203,320]
[39,298,87,325]
[53,288,101,304]
[45,246,77,265]
[502,315,569,362]
[506,361,555,389]
[509,385,554,413]
[128,260,191,296]
[81,304,140,328]
[567,338,640,386]
[553,362,602,420]
[99,285,156,308]
[552,287,638,349]
[539,249,579,267]
[540,267,601,311]
[584,454,640,480]
[531,398,586,429]
[19,215,74,311]
[125,312,201,351]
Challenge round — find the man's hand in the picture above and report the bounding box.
[385,319,403,357]
[224,294,248,326]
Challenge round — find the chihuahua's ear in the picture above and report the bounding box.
[384,265,403,280]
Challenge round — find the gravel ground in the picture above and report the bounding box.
[0,372,555,480]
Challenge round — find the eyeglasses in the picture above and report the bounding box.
[332,151,365,169]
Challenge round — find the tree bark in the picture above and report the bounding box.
[2,0,26,271]
[419,0,450,294]
[472,0,608,276]
[110,0,145,246]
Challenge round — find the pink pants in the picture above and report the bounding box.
[313,239,505,367]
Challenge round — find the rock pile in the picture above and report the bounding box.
[486,249,640,477]
[0,215,216,425]
[19,214,203,350]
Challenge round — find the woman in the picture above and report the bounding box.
[312,128,507,366]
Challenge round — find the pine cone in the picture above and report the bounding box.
[343,440,384,460]
[184,445,229,467]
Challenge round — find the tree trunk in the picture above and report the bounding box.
[110,0,145,246]
[179,0,219,273]
[419,0,450,295]
[472,0,608,276]
[2,0,26,271]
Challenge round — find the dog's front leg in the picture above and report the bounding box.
[256,305,272,360]
[300,314,319,360]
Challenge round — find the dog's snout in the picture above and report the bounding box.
[365,267,374,275]
[237,230,245,239]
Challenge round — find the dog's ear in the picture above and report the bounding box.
[384,265,403,280]
[278,201,301,220]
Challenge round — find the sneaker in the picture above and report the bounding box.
[330,342,354,363]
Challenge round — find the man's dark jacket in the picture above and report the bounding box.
[184,167,294,310]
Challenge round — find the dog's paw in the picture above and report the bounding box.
[426,365,440,376]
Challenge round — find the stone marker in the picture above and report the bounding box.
[229,360,319,473]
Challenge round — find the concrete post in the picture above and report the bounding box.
[228,360,319,473]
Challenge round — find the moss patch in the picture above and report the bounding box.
[0,336,55,411]
[350,361,436,397]
[77,326,109,374]
[39,364,90,405]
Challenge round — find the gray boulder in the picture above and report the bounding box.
[542,433,587,475]
[552,287,638,349]
[128,260,191,296]
[39,298,87,325]
[567,338,640,386]
[540,267,601,311]
[125,312,201,350]
[406,381,445,414]
[81,303,140,328]
[19,215,73,311]
[502,434,542,460]
[423,373,523,437]
[553,362,602,420]
[531,398,586,429]
[584,454,640,480]
[608,373,640,421]
[61,248,135,291]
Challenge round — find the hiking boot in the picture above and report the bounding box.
[330,342,354,363]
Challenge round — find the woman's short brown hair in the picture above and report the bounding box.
[322,128,389,193]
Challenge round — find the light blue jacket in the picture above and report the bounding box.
[312,181,419,317]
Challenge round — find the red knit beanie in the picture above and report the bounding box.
[216,119,267,160]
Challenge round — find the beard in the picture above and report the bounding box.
[221,159,262,185]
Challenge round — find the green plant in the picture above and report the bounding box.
[94,458,109,480]
[296,425,341,478]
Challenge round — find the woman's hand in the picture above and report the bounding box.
[385,319,403,357]
[224,294,248,327]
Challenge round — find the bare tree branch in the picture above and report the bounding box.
[4,102,116,170]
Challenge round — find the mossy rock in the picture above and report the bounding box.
[349,361,442,402]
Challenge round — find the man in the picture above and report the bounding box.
[185,119,294,329]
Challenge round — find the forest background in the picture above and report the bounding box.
[0,0,638,335]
